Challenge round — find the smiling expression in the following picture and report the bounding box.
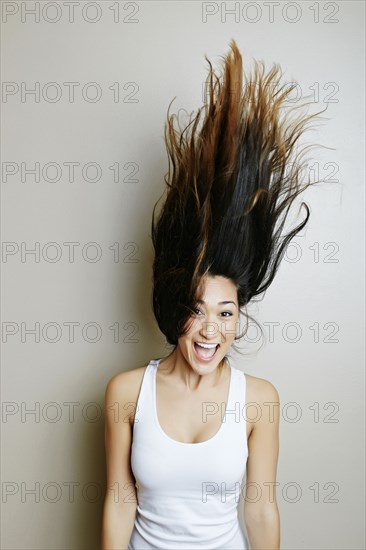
[177,275,240,372]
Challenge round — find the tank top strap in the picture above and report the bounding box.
[227,362,247,412]
[222,361,247,450]
[133,359,158,427]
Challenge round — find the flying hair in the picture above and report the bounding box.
[151,39,329,349]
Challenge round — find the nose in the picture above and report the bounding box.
[198,315,219,341]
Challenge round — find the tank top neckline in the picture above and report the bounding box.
[151,357,233,446]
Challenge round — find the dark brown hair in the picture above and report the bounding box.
[151,39,328,348]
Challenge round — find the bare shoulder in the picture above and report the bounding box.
[244,373,280,440]
[244,372,280,405]
[104,365,149,422]
[105,365,147,394]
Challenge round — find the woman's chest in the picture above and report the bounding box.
[156,386,230,444]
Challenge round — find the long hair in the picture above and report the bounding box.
[151,39,328,348]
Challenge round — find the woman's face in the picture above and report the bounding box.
[177,275,240,372]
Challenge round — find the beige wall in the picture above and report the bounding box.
[1,1,365,548]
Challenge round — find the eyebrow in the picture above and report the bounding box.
[196,299,237,308]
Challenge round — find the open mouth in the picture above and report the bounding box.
[193,341,220,362]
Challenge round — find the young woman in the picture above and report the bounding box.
[102,39,325,549]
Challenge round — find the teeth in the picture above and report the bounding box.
[195,342,218,349]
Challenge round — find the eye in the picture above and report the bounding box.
[193,308,203,316]
[221,311,233,317]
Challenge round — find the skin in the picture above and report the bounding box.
[101,275,280,549]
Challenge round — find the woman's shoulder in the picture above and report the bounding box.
[104,363,150,404]
[244,371,280,404]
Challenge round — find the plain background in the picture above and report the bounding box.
[1,1,365,548]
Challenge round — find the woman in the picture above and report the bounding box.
[102,39,326,549]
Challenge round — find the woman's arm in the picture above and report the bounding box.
[244,378,280,550]
[101,372,138,550]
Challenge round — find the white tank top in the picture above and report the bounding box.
[128,358,249,549]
